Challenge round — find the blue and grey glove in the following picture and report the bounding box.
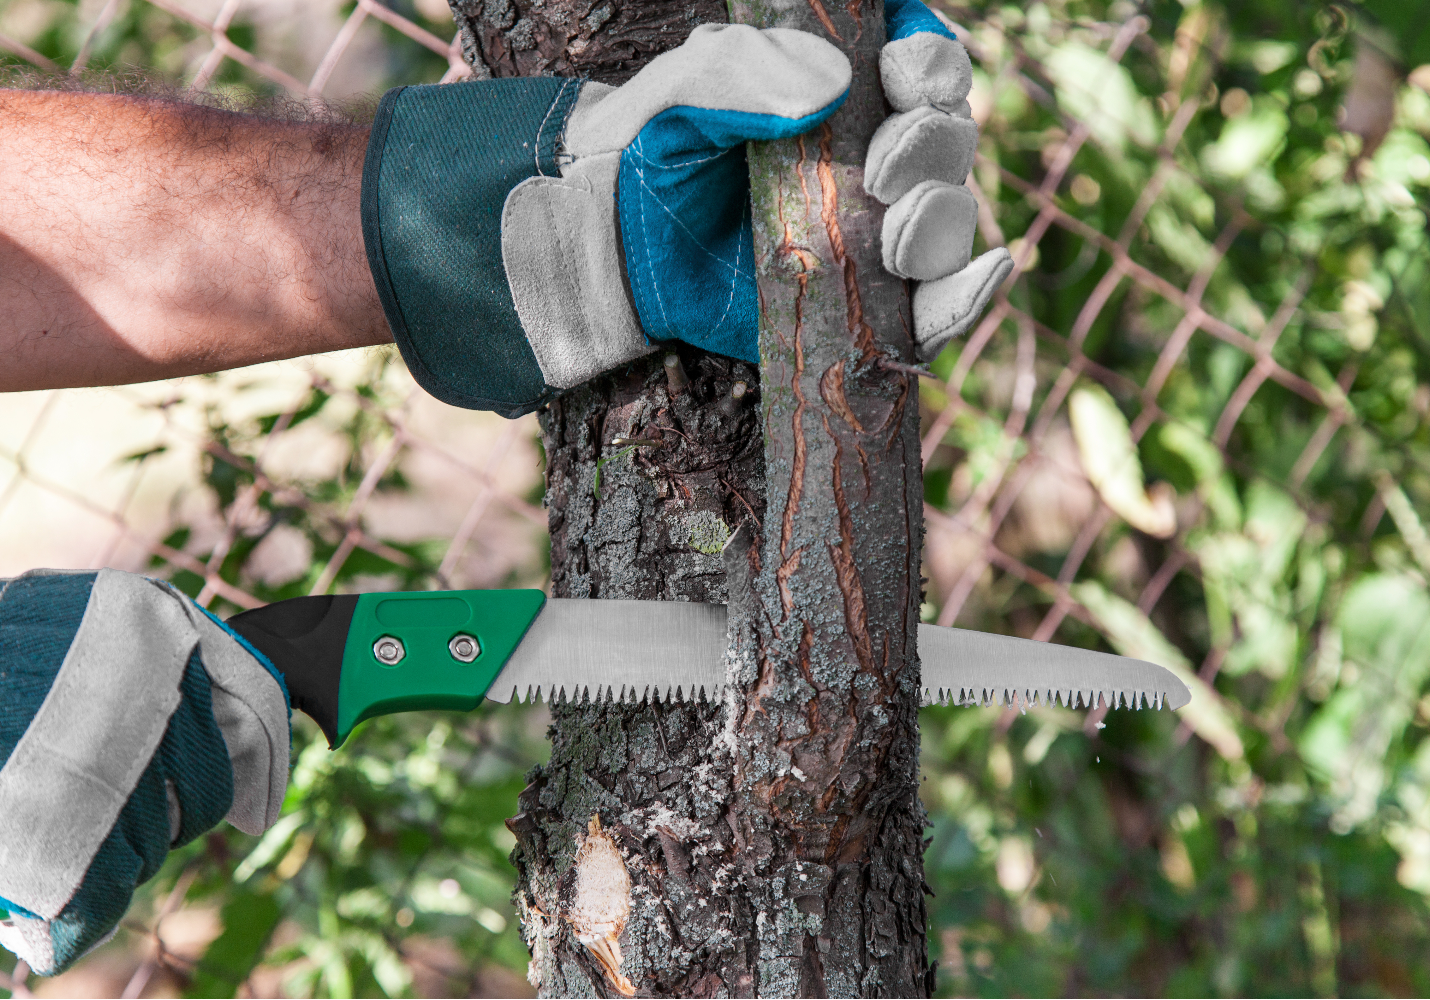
[0,570,289,977]
[362,0,1009,417]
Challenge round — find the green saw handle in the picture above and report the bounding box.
[228,589,545,748]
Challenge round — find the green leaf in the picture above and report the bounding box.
[1069,385,1176,538]
[1044,42,1159,151]
[1147,204,1215,273]
[186,891,281,998]
[1157,422,1221,484]
[1189,481,1305,678]
[1301,574,1430,828]
[1071,580,1244,759]
[1202,104,1289,181]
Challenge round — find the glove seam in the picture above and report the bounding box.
[360,86,410,362]
[195,604,292,721]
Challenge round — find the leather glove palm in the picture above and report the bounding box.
[871,0,1015,359]
[0,571,288,977]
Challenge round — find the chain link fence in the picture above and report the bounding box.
[2,0,1429,995]
[1,2,552,995]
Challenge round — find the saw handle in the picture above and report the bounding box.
[229,589,546,747]
[228,594,358,748]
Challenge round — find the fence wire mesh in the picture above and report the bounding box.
[1,0,1428,995]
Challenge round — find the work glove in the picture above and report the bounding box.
[361,0,1009,418]
[872,0,1015,360]
[0,570,289,977]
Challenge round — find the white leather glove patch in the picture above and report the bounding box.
[867,29,1014,362]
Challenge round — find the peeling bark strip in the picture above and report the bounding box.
[446,0,929,993]
[804,0,844,42]
[818,124,878,359]
[821,413,874,674]
[778,284,807,620]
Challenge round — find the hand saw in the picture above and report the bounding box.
[226,590,1190,747]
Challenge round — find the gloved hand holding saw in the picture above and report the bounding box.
[362,0,1011,415]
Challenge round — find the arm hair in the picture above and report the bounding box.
[0,72,391,391]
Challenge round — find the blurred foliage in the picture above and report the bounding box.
[919,0,1430,996]
[2,0,1429,996]
[0,0,453,95]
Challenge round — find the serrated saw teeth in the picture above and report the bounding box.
[502,682,727,705]
[504,682,1172,709]
[918,687,1171,710]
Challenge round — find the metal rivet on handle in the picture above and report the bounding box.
[449,633,480,663]
[373,636,405,666]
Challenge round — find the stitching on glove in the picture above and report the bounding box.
[629,136,672,335]
[721,210,747,331]
[631,144,747,336]
[633,158,754,275]
[536,79,578,176]
[643,149,730,170]
[630,148,754,268]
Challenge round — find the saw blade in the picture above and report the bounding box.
[485,600,1189,710]
[484,598,727,704]
[916,624,1190,710]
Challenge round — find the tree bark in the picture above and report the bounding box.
[729,0,930,993]
[446,1,928,995]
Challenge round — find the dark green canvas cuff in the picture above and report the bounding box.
[361,78,582,417]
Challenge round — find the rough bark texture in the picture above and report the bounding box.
[446,0,928,995]
[517,350,768,998]
[449,0,726,82]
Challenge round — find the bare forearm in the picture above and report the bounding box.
[0,90,389,392]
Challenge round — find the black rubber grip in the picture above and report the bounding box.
[228,595,359,748]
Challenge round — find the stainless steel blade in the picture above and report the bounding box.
[484,598,727,703]
[917,625,1190,710]
[485,600,1189,711]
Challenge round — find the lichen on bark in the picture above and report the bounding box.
[512,349,766,997]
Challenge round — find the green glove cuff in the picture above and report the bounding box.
[360,78,583,417]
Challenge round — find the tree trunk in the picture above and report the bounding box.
[446,1,928,995]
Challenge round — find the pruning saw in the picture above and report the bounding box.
[226,590,1190,747]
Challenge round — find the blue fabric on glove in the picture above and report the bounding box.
[615,0,951,365]
[618,103,845,364]
[363,0,957,411]
[0,573,233,976]
[884,0,956,40]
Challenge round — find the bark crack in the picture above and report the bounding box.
[817,124,877,360]
[818,362,865,433]
[778,273,809,620]
[822,413,874,675]
[845,0,864,45]
[804,0,844,41]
